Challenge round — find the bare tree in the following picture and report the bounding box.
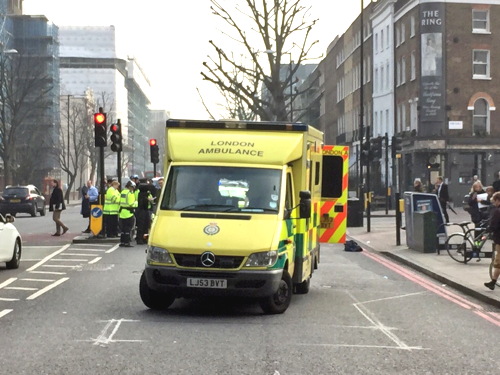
[201,0,319,121]
[0,50,54,186]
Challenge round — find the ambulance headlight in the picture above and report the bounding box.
[147,246,173,264]
[245,250,278,267]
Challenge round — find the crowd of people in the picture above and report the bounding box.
[78,175,164,247]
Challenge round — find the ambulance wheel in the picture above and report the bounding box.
[260,270,292,314]
[294,262,312,294]
[139,271,175,310]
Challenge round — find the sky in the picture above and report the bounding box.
[23,0,363,120]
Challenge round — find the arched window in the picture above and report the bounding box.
[473,98,489,135]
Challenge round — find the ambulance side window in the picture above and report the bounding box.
[321,155,343,198]
[285,172,293,211]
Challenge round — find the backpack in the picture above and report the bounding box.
[344,240,362,252]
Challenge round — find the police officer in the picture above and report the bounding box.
[119,180,137,247]
[103,180,120,238]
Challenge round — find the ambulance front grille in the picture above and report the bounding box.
[173,254,244,269]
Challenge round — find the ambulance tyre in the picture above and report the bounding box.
[294,261,312,294]
[139,271,175,310]
[260,270,292,314]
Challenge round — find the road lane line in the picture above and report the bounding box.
[0,309,13,318]
[20,278,56,282]
[29,271,66,275]
[105,244,120,254]
[26,277,69,300]
[27,244,70,271]
[63,253,103,256]
[0,278,17,289]
[5,287,38,291]
[0,298,19,301]
[88,257,102,264]
[69,249,106,252]
[52,258,91,262]
[362,250,500,325]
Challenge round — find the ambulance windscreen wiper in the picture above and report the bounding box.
[178,204,238,212]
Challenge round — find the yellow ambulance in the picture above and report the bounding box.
[140,119,348,314]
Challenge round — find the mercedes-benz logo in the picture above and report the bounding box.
[200,251,216,267]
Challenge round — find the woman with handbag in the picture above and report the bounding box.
[49,179,68,236]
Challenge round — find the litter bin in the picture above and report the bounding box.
[347,198,363,227]
[412,210,437,253]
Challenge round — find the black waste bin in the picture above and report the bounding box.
[412,211,437,253]
[347,198,363,227]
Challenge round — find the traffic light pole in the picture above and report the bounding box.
[153,163,157,178]
[99,146,105,206]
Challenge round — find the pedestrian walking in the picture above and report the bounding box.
[119,180,137,247]
[434,176,450,223]
[81,179,99,233]
[103,180,120,238]
[49,179,68,236]
[484,191,500,290]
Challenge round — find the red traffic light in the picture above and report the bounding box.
[94,113,106,124]
[110,123,119,132]
[149,139,157,146]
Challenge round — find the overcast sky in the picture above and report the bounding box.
[23,0,363,119]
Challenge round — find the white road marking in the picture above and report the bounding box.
[297,343,426,350]
[52,258,91,262]
[0,278,17,289]
[105,244,120,254]
[26,277,69,300]
[5,287,38,291]
[69,249,106,252]
[63,253,103,256]
[88,257,102,264]
[0,297,19,301]
[92,319,144,346]
[29,271,67,275]
[0,309,13,318]
[27,244,70,271]
[20,278,55,282]
[42,264,79,268]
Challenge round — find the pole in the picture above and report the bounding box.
[67,94,70,204]
[116,119,122,187]
[98,107,106,206]
[385,133,389,214]
[289,57,293,122]
[153,163,157,178]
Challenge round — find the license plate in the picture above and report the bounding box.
[187,278,227,289]
[10,199,20,203]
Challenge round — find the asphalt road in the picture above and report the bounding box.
[1,208,499,374]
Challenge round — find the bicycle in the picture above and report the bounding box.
[444,220,494,264]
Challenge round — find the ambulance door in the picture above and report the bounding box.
[320,146,349,243]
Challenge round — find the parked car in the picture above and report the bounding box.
[0,213,22,269]
[0,185,46,217]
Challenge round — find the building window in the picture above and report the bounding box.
[401,57,406,84]
[381,66,384,91]
[410,51,416,80]
[381,29,384,50]
[472,9,489,33]
[375,33,379,53]
[386,62,390,89]
[473,98,489,135]
[375,68,379,92]
[410,16,416,37]
[400,24,405,44]
[386,25,390,48]
[473,50,490,78]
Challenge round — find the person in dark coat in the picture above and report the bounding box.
[49,179,68,236]
[135,179,155,244]
[81,180,99,233]
[434,176,450,223]
[485,192,500,290]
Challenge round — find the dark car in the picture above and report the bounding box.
[0,185,46,217]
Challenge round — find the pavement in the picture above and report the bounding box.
[347,208,500,308]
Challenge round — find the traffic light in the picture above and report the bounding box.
[110,122,122,152]
[360,140,370,166]
[150,139,159,164]
[391,136,402,158]
[371,136,383,159]
[94,112,107,147]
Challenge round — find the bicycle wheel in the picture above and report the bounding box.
[489,248,500,287]
[445,233,474,263]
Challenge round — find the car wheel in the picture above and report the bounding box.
[260,270,292,314]
[6,240,21,269]
[31,203,37,217]
[139,271,175,310]
[40,205,46,216]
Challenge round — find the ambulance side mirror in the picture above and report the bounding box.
[299,190,311,219]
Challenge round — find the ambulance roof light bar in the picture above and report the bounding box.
[166,119,308,132]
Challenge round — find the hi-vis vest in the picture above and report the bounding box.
[119,189,137,219]
[103,187,120,215]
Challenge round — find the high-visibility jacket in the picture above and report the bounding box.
[119,189,138,219]
[103,187,120,215]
